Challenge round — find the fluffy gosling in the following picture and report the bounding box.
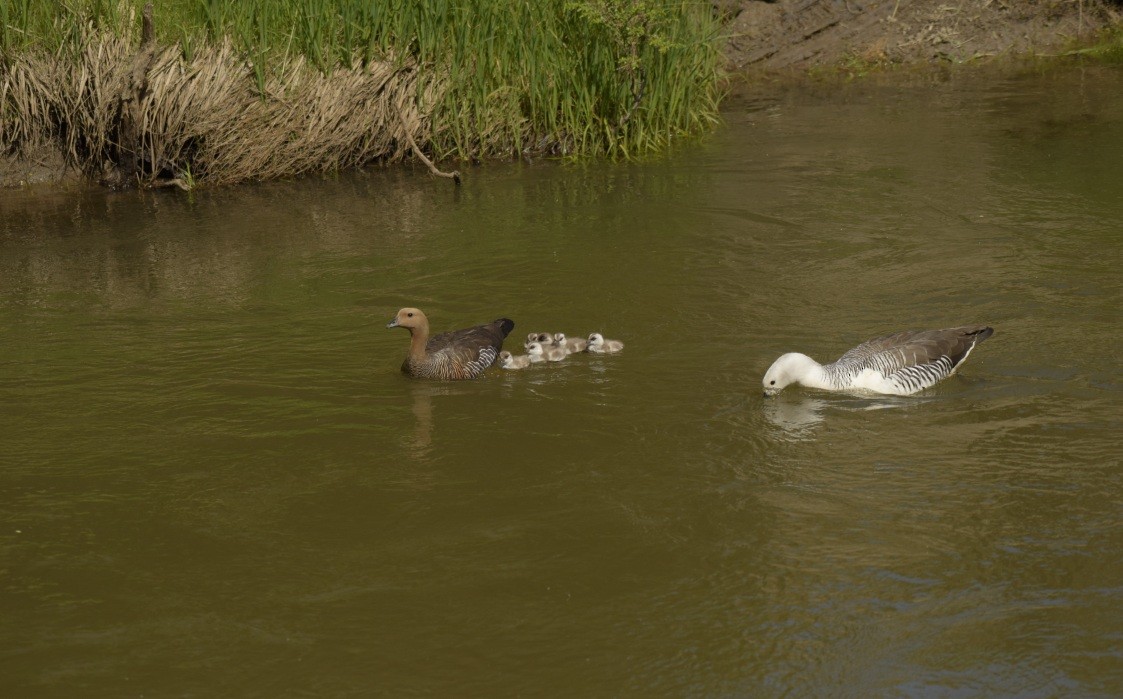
[499,350,532,370]
[525,332,554,350]
[587,333,624,354]
[527,341,568,362]
[552,332,587,353]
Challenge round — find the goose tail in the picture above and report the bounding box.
[971,326,995,343]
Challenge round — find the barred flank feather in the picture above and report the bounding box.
[825,325,994,393]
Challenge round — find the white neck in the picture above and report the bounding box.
[785,353,834,390]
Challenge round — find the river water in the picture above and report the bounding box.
[2,66,1122,697]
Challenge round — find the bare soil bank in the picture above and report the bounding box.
[721,0,1121,76]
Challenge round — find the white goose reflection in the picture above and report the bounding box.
[761,396,829,438]
[762,394,924,440]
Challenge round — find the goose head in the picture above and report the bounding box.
[387,307,427,331]
[762,353,814,397]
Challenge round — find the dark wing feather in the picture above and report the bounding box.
[424,318,514,379]
[837,325,994,374]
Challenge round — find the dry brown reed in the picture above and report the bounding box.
[0,29,444,187]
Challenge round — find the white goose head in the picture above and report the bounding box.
[762,353,819,397]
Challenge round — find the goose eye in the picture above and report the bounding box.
[770,380,776,385]
[407,312,414,317]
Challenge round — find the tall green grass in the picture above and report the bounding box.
[1,0,722,160]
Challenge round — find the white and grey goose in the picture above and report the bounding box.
[762,325,994,397]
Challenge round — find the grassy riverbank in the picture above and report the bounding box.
[0,0,722,187]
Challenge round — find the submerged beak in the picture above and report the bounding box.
[386,318,399,328]
[763,388,779,398]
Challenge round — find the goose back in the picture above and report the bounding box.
[828,325,993,394]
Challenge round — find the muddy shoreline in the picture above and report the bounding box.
[3,0,1121,189]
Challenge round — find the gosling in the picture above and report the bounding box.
[552,332,587,353]
[527,341,568,362]
[499,350,532,370]
[587,333,624,354]
[525,332,554,350]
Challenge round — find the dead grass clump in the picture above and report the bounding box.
[0,29,443,187]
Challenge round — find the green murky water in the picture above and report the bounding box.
[2,67,1122,696]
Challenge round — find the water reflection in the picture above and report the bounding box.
[759,395,934,438]
[409,384,435,455]
[761,396,827,438]
[761,393,937,440]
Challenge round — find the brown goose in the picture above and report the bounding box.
[387,307,514,380]
[762,325,994,396]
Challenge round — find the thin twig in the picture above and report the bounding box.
[395,103,460,186]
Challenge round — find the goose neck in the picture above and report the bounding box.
[408,324,429,362]
[794,354,833,390]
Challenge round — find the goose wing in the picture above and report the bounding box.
[836,325,994,391]
[425,318,514,379]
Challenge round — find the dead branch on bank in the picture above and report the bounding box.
[395,103,461,185]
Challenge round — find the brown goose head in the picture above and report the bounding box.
[387,307,429,334]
